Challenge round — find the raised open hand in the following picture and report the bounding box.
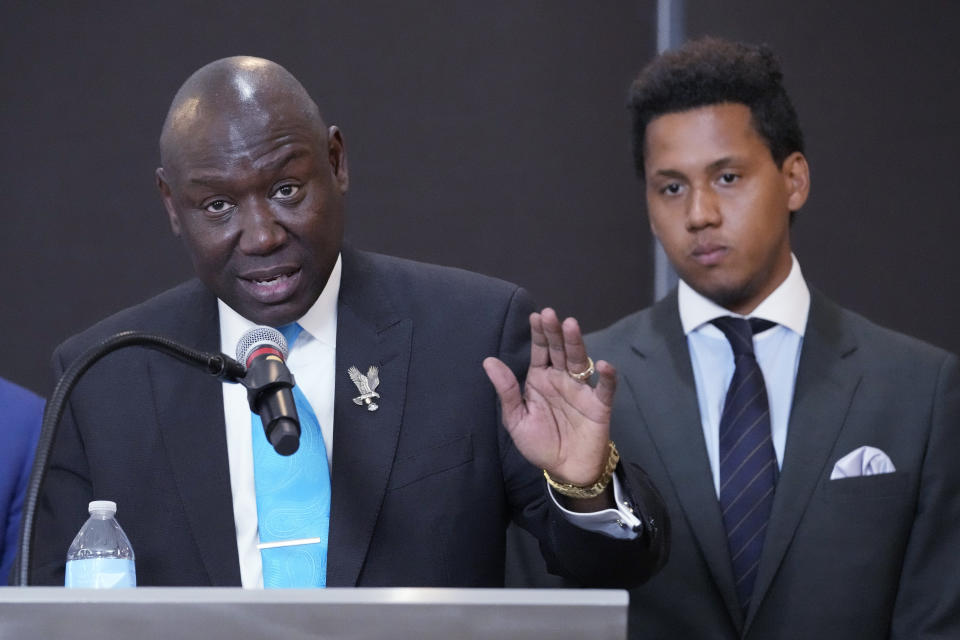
[482,307,617,488]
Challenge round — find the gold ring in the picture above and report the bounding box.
[568,356,595,382]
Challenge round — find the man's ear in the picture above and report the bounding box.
[156,167,182,236]
[327,125,349,194]
[782,151,811,212]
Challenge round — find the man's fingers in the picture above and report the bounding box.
[561,317,591,376]
[539,307,567,372]
[594,360,617,407]
[483,356,525,425]
[529,312,550,368]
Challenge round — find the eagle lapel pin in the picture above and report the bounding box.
[348,365,380,411]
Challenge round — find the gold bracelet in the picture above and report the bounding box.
[543,441,620,499]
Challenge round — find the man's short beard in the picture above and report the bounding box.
[697,279,759,314]
[710,286,751,310]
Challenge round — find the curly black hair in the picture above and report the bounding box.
[628,37,804,179]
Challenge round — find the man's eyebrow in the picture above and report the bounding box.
[705,156,737,172]
[651,168,687,180]
[651,156,741,180]
[185,148,311,186]
[186,173,230,187]
[255,147,310,173]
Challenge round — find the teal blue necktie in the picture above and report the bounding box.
[251,323,331,588]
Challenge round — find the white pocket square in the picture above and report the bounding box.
[830,446,896,479]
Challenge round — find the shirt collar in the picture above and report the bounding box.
[218,253,342,354]
[678,253,810,337]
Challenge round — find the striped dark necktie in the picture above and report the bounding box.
[712,316,777,613]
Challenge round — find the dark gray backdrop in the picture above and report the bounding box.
[1,0,655,393]
[2,0,958,401]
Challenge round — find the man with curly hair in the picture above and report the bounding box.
[586,37,959,638]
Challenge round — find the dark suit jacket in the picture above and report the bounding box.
[586,290,960,639]
[31,248,667,588]
[1,378,44,584]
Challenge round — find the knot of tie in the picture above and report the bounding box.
[711,316,776,357]
[278,323,303,351]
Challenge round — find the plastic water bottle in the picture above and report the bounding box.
[65,500,136,588]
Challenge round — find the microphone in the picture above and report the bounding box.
[236,326,301,456]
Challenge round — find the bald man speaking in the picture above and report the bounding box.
[29,58,667,588]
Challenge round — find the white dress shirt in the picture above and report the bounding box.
[218,254,637,587]
[220,255,341,588]
[679,254,811,496]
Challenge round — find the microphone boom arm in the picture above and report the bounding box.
[12,331,246,586]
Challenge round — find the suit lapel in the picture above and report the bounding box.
[621,294,745,629]
[151,284,241,585]
[743,292,861,633]
[326,249,412,587]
